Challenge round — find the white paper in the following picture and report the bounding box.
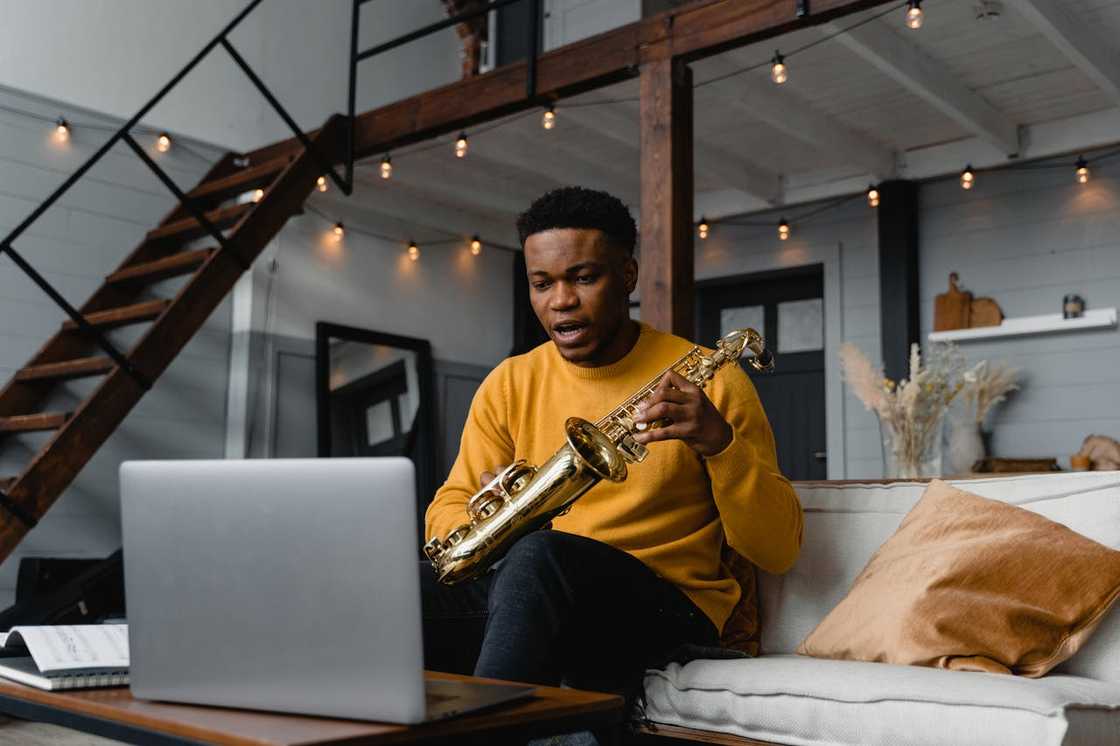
[7,624,128,675]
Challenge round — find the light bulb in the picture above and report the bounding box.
[333,222,344,238]
[778,219,791,241]
[251,188,264,203]
[455,132,469,158]
[867,185,880,207]
[55,118,70,143]
[157,132,172,153]
[905,0,924,29]
[542,107,556,130]
[470,235,482,255]
[697,217,709,240]
[380,155,392,180]
[317,175,328,192]
[408,242,420,261]
[1076,157,1090,184]
[960,165,975,190]
[770,52,788,85]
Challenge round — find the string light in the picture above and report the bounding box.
[317,175,328,192]
[470,235,482,255]
[960,164,975,190]
[905,0,924,29]
[778,218,791,241]
[408,241,420,261]
[1076,156,1090,184]
[454,132,469,158]
[333,222,345,238]
[867,185,880,208]
[770,52,788,85]
[54,117,70,143]
[542,106,556,130]
[251,188,264,203]
[697,217,710,240]
[156,132,172,153]
[380,155,393,180]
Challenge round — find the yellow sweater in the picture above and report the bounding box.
[425,323,804,632]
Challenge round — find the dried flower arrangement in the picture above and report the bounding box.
[839,342,967,477]
[959,360,1019,427]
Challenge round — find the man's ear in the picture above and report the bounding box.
[622,256,638,295]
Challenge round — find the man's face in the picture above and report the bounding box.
[523,228,638,366]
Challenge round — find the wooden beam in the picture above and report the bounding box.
[825,20,1021,156]
[1014,0,1120,107]
[246,0,894,166]
[640,56,694,337]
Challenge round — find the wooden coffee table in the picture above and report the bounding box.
[0,671,625,745]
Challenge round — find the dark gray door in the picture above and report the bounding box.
[697,266,827,480]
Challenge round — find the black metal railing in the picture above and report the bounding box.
[0,0,352,394]
[350,0,544,138]
[0,0,544,398]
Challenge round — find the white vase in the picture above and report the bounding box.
[947,420,986,475]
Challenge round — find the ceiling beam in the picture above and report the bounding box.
[470,117,641,206]
[561,101,783,204]
[824,20,1021,156]
[321,174,521,246]
[1013,0,1120,106]
[246,0,896,165]
[703,53,897,180]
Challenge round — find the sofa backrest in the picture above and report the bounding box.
[758,471,1120,682]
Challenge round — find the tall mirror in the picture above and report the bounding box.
[315,322,436,517]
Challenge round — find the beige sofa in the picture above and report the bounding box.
[643,471,1120,746]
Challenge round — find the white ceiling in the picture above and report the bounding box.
[337,0,1120,245]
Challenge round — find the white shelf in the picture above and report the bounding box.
[928,307,1117,343]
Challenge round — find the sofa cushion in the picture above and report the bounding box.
[643,655,1120,746]
[758,472,1120,682]
[797,480,1120,676]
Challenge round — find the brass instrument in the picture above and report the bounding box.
[423,328,774,584]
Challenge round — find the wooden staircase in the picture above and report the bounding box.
[0,115,346,563]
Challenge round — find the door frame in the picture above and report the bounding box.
[695,247,846,479]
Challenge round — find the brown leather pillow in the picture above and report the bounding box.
[798,479,1120,676]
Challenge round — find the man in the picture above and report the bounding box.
[422,186,802,698]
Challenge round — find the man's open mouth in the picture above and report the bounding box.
[553,321,590,343]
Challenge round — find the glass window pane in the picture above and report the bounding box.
[720,305,765,339]
[778,298,823,353]
[366,400,395,446]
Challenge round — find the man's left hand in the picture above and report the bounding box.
[632,371,732,457]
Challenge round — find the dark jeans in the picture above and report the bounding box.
[420,530,719,694]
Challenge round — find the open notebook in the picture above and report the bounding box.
[0,624,128,691]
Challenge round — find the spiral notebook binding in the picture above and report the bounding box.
[52,671,129,690]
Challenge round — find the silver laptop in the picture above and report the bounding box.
[120,458,532,723]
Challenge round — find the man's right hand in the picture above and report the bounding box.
[479,467,505,489]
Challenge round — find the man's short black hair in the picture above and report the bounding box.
[517,187,637,257]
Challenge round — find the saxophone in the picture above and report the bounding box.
[423,328,774,584]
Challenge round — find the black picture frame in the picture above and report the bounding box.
[315,322,437,515]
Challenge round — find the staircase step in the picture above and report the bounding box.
[147,202,252,244]
[62,299,170,332]
[107,249,215,286]
[16,356,116,383]
[0,413,69,433]
[187,156,292,204]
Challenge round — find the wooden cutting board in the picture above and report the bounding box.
[934,272,972,331]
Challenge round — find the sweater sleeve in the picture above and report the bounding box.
[703,364,804,574]
[424,361,516,543]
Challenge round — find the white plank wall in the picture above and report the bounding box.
[919,150,1120,469]
[695,199,881,479]
[0,88,231,606]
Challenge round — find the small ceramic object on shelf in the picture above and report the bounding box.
[1063,294,1086,319]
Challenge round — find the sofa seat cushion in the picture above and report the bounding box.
[643,655,1120,746]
